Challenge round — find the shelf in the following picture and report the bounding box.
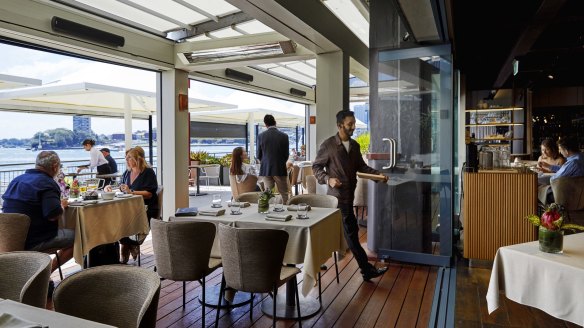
[465,107,523,112]
[466,123,523,127]
[473,138,523,141]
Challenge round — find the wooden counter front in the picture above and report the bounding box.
[463,171,538,261]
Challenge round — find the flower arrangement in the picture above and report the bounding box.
[525,203,584,232]
[257,188,274,213]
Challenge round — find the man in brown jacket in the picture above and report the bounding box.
[312,110,389,281]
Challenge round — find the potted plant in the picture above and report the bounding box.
[219,154,232,186]
[189,151,209,184]
[258,188,274,214]
[526,203,584,253]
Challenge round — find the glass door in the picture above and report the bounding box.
[368,45,454,266]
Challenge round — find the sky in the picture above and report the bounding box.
[0,43,305,139]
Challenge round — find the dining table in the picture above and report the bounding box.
[0,299,114,327]
[486,233,584,326]
[62,194,149,265]
[170,203,346,319]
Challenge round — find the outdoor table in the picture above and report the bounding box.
[62,195,149,265]
[188,164,216,196]
[171,203,346,319]
[486,233,584,326]
[0,299,114,328]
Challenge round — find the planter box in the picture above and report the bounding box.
[221,166,230,186]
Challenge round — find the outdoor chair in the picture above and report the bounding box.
[134,185,164,267]
[289,164,301,195]
[288,194,340,290]
[0,213,64,280]
[0,251,52,308]
[200,164,221,186]
[53,265,161,328]
[235,191,261,203]
[151,219,220,328]
[214,224,302,328]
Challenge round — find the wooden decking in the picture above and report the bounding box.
[50,226,438,328]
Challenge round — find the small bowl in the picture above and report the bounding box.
[101,192,115,200]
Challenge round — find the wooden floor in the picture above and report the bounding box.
[50,226,437,328]
[454,258,581,328]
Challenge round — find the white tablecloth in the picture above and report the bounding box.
[171,204,346,296]
[487,233,584,326]
[0,299,114,327]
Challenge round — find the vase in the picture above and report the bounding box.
[538,226,563,253]
[258,197,270,214]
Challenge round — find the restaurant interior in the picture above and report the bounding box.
[0,0,583,327]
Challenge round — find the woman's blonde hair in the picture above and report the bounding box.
[126,148,149,171]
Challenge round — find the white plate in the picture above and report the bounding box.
[115,194,132,198]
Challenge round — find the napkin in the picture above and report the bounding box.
[227,202,250,208]
[199,208,226,216]
[0,313,47,328]
[286,204,311,211]
[265,213,292,221]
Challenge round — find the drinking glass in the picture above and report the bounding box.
[230,202,242,215]
[273,195,284,212]
[79,182,87,195]
[297,203,309,219]
[212,194,222,208]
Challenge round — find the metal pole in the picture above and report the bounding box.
[148,115,153,165]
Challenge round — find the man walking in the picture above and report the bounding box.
[257,114,290,203]
[312,110,388,281]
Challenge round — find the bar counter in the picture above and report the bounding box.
[462,170,538,262]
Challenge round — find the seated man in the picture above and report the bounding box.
[539,136,584,203]
[1,151,74,275]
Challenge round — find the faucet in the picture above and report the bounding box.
[382,138,397,170]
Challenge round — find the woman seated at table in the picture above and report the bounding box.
[118,147,159,263]
[229,147,260,197]
[537,138,565,173]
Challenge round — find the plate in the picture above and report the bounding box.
[115,194,133,198]
[82,200,98,204]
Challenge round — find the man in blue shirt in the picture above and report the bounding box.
[2,151,74,274]
[540,136,584,181]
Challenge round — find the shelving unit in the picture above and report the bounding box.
[465,106,525,151]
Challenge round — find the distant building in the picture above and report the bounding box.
[353,103,369,125]
[73,116,91,134]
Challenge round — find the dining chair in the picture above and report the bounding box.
[551,176,584,226]
[289,164,301,195]
[229,174,258,201]
[53,265,161,328]
[151,219,221,328]
[200,164,221,186]
[288,194,341,293]
[0,213,64,280]
[214,224,302,328]
[0,251,52,308]
[354,176,368,227]
[235,191,261,203]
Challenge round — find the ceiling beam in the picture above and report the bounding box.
[167,12,254,41]
[493,0,567,88]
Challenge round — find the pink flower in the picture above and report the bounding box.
[541,209,561,230]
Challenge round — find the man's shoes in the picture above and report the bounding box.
[362,266,388,281]
[47,280,55,298]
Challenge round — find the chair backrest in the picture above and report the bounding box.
[218,224,288,293]
[300,165,314,189]
[289,165,300,186]
[151,219,215,281]
[0,252,51,308]
[0,213,31,252]
[305,175,317,194]
[156,185,164,220]
[54,265,161,328]
[235,191,261,203]
[551,176,584,211]
[229,174,259,200]
[353,176,368,206]
[201,165,220,177]
[288,194,338,208]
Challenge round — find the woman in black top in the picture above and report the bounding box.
[119,147,158,263]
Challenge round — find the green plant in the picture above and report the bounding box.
[190,151,208,163]
[219,154,232,167]
[354,132,370,155]
[526,203,584,232]
[205,156,221,165]
[259,188,274,202]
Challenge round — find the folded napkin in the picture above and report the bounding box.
[286,204,311,211]
[199,208,226,216]
[265,213,292,221]
[0,313,47,328]
[227,201,250,208]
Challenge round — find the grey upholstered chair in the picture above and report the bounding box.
[304,175,317,194]
[353,176,368,226]
[229,174,258,201]
[134,185,164,267]
[0,213,64,280]
[215,224,302,328]
[0,213,31,252]
[53,265,161,328]
[551,176,584,226]
[0,251,51,308]
[235,191,261,203]
[151,219,221,328]
[288,194,340,289]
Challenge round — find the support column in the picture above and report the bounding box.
[124,94,132,151]
[158,69,190,220]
